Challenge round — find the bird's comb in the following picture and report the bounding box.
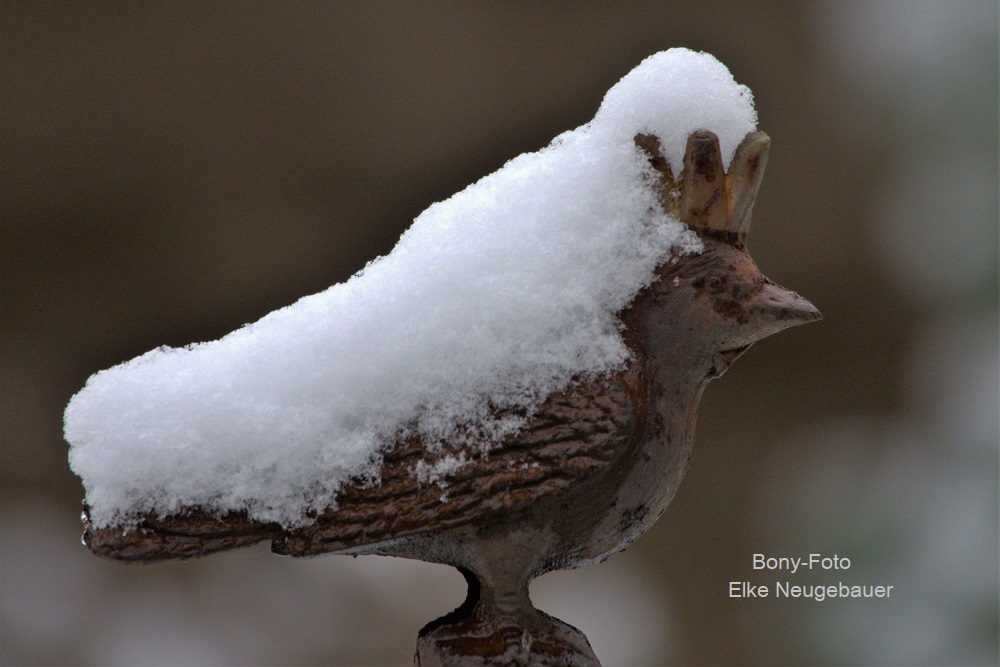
[635,130,770,243]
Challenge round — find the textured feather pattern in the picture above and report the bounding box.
[83,367,644,562]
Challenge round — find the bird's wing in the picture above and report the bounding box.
[278,367,645,556]
[83,508,279,562]
[83,367,644,562]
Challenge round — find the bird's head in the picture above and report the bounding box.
[624,130,821,381]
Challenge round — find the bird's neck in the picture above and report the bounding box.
[608,262,721,547]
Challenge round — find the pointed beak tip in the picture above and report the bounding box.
[780,297,822,329]
[756,282,822,332]
[799,299,822,324]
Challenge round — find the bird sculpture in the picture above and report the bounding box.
[69,51,820,666]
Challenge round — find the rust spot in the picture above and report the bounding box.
[617,504,649,534]
[699,228,745,247]
[437,629,512,658]
[712,297,750,324]
[692,275,726,294]
[634,133,670,174]
[693,148,718,181]
[531,637,575,656]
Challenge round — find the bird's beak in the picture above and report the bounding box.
[708,281,820,379]
[746,280,822,343]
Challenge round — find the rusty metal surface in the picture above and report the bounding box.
[415,610,601,666]
[279,370,640,557]
[80,130,821,665]
[83,369,642,562]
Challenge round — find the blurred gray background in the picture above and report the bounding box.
[2,2,997,665]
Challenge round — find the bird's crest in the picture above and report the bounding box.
[635,130,770,244]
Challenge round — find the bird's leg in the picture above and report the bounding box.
[415,568,600,666]
[414,527,601,666]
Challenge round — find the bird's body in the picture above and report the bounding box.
[85,215,818,666]
[73,50,821,667]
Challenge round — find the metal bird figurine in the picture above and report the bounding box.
[83,129,820,666]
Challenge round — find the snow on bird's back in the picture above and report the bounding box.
[65,49,757,528]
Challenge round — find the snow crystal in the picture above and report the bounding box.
[414,455,469,486]
[65,49,757,528]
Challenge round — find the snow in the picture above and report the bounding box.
[414,455,469,486]
[65,48,757,529]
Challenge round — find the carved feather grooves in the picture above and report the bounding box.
[84,370,642,562]
[279,372,639,556]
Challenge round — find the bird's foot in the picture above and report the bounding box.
[415,607,600,667]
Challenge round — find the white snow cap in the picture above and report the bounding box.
[66,49,757,528]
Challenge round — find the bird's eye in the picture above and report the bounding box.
[692,275,727,294]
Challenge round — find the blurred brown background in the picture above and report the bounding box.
[2,2,997,665]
